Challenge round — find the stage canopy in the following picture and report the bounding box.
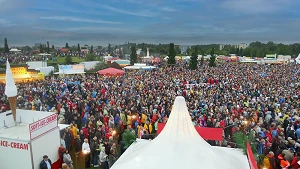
[111,96,250,169]
[97,68,125,76]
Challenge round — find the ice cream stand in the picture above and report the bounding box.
[0,60,60,169]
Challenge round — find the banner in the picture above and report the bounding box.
[29,114,58,140]
[58,64,85,74]
[157,123,223,141]
[11,67,27,75]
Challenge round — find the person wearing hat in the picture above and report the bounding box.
[39,155,52,169]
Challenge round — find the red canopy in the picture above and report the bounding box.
[97,68,125,76]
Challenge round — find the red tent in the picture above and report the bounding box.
[97,68,125,76]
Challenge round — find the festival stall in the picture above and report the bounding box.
[123,63,156,70]
[97,68,125,76]
[54,64,85,75]
[111,96,250,169]
[0,61,60,169]
[0,111,60,169]
[0,66,44,83]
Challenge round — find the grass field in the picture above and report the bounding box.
[47,56,86,64]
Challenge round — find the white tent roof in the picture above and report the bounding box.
[38,53,51,56]
[9,48,21,52]
[111,96,250,169]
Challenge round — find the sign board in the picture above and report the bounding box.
[29,114,58,140]
[11,67,27,75]
[58,64,85,74]
[0,140,29,150]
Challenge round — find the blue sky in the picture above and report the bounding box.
[0,0,299,46]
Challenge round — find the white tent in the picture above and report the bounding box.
[296,54,300,64]
[111,96,250,169]
[9,48,21,52]
[124,63,156,70]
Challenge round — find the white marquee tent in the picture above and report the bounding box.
[111,96,250,169]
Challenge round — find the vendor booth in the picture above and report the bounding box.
[0,60,60,169]
[0,66,44,83]
[0,110,60,169]
[97,67,125,76]
[124,63,156,70]
[54,64,85,75]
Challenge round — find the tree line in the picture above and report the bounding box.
[187,41,300,57]
[2,38,300,58]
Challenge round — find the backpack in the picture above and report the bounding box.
[263,156,271,169]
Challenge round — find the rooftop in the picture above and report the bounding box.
[0,109,55,141]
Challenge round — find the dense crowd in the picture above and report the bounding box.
[0,61,300,169]
[0,51,104,64]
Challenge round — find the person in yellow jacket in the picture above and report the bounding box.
[141,113,147,125]
[120,112,126,126]
[127,112,132,126]
[144,121,153,134]
[70,124,78,139]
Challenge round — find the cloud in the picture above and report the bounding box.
[32,7,110,16]
[221,0,291,14]
[162,17,172,20]
[160,7,176,12]
[0,0,33,13]
[97,4,156,17]
[39,16,121,24]
[175,0,207,2]
[0,19,14,26]
[65,27,135,33]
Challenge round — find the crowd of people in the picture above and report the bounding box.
[0,60,300,169]
[0,50,107,64]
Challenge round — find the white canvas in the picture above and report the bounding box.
[111,96,250,169]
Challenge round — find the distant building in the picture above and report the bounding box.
[180,45,189,54]
[219,44,225,50]
[81,46,89,53]
[35,43,41,47]
[234,43,248,49]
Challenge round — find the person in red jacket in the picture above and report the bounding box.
[290,152,300,169]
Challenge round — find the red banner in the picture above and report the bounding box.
[157,123,223,141]
[246,142,258,169]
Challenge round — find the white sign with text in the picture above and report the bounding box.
[29,114,58,140]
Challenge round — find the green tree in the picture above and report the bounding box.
[167,43,176,65]
[90,45,94,53]
[86,53,96,61]
[122,129,137,149]
[141,43,146,55]
[209,48,216,67]
[77,44,80,52]
[235,47,240,55]
[47,42,50,53]
[189,47,198,70]
[240,47,243,56]
[175,45,181,54]
[4,38,9,53]
[94,57,108,70]
[108,44,111,55]
[21,46,32,52]
[39,44,44,53]
[130,46,137,65]
[70,45,77,52]
[65,55,73,64]
[51,45,55,51]
[200,55,204,66]
[65,43,69,48]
